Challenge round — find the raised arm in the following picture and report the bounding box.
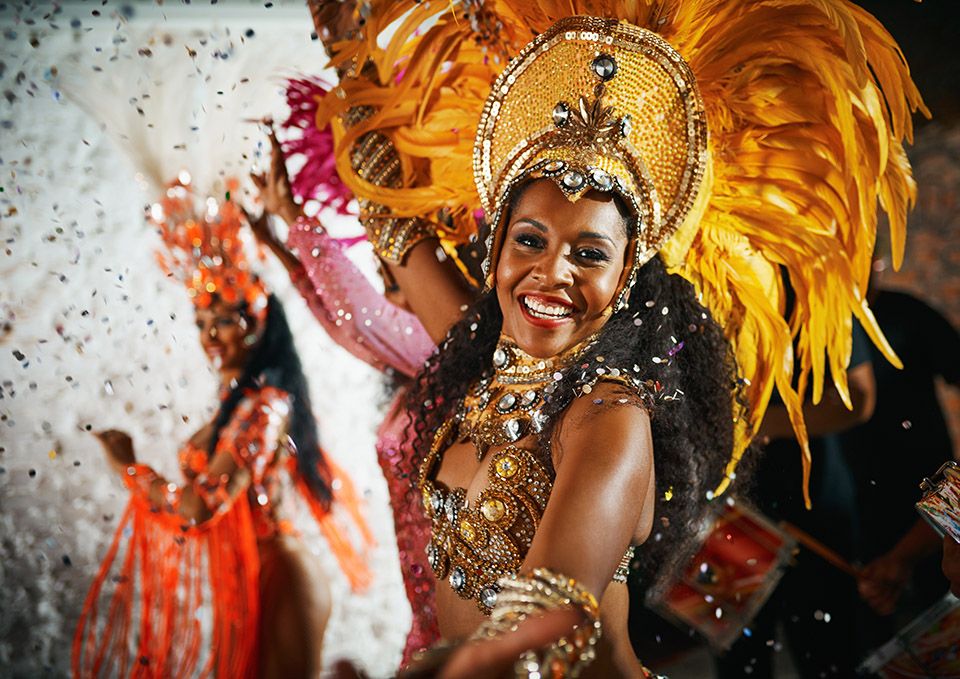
[381,242,475,345]
[286,218,434,378]
[250,127,435,376]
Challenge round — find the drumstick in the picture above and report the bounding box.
[780,522,861,578]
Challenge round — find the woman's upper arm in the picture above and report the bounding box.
[385,238,475,344]
[522,383,655,598]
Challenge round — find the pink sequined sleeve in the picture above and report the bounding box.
[287,216,434,378]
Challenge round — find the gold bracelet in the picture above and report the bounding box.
[345,106,435,264]
[471,568,602,678]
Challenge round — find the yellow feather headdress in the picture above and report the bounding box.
[317,0,928,506]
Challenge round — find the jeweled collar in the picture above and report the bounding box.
[491,332,600,385]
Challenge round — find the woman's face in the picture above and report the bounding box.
[495,179,629,358]
[195,300,256,374]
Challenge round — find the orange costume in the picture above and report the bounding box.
[73,180,372,678]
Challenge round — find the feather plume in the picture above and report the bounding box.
[317,0,928,506]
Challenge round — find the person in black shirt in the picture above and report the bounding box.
[715,321,876,678]
[842,286,959,648]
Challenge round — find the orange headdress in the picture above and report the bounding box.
[151,174,268,323]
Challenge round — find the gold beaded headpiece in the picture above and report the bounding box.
[475,16,708,309]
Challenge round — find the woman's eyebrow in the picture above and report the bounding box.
[579,230,615,244]
[514,217,548,232]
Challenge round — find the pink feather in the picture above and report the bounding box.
[281,77,355,215]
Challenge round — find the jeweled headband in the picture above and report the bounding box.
[474,16,708,309]
[152,174,268,323]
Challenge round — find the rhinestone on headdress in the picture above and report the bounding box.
[591,53,617,81]
[553,102,570,127]
[562,171,585,191]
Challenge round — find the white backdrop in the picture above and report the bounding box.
[0,3,409,676]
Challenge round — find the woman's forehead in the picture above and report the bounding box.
[510,180,628,237]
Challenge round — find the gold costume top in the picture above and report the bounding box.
[420,335,654,613]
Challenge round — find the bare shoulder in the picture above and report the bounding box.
[552,380,653,472]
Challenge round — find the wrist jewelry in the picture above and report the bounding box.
[471,567,602,678]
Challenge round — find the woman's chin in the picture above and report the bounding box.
[509,326,578,359]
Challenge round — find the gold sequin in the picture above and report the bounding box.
[459,519,477,543]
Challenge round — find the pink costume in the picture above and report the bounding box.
[287,216,439,665]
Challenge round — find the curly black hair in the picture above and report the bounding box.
[405,184,746,585]
[211,294,333,511]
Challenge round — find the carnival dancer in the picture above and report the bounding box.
[247,116,441,665]
[73,178,372,679]
[307,1,926,675]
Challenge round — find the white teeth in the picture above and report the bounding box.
[522,296,572,319]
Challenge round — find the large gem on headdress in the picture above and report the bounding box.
[552,102,570,127]
[591,169,613,191]
[591,54,617,81]
[562,171,585,191]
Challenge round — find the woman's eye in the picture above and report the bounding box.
[514,233,544,249]
[576,247,610,262]
[216,317,237,327]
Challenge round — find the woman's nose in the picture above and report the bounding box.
[533,252,574,286]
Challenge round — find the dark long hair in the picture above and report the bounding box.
[405,187,746,583]
[210,294,332,510]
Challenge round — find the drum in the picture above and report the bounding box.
[859,594,960,678]
[917,461,960,544]
[646,498,796,650]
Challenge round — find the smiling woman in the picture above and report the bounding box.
[308,1,925,675]
[72,181,373,679]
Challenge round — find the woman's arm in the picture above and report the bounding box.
[524,382,655,596]
[100,390,290,525]
[382,241,475,345]
[286,218,435,378]
[250,127,435,375]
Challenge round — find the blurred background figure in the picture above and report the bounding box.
[73,177,371,678]
[713,300,876,678]
[845,261,958,645]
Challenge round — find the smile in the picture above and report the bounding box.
[520,294,575,320]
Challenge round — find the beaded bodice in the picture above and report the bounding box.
[420,335,646,613]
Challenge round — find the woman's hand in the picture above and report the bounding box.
[244,207,279,250]
[94,429,136,474]
[250,120,301,225]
